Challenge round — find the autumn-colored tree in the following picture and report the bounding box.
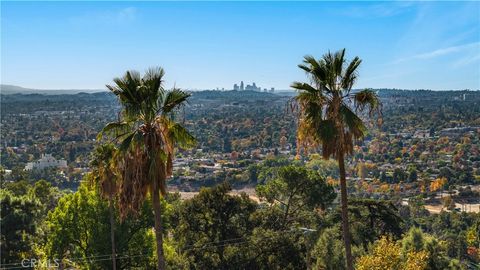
[379,184,390,193]
[430,177,447,192]
[356,236,428,270]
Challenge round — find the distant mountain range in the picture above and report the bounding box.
[0,84,296,96]
[0,84,106,95]
[2,84,477,96]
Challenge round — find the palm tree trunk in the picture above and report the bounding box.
[109,194,117,270]
[152,185,166,270]
[338,152,353,270]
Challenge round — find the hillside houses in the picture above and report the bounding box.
[25,154,67,171]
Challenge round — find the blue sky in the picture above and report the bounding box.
[1,1,479,90]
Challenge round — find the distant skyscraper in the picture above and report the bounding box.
[245,82,261,91]
[235,81,264,91]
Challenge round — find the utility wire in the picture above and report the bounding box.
[1,228,305,269]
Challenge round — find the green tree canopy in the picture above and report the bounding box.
[256,165,336,228]
[43,184,156,270]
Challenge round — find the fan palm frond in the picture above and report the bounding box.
[353,88,381,116]
[103,66,196,217]
[161,88,191,115]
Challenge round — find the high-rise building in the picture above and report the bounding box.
[234,81,266,91]
[245,82,261,91]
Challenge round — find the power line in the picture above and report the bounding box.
[1,228,305,269]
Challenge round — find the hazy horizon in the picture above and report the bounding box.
[2,83,479,93]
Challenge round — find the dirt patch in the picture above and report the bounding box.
[424,203,480,214]
[174,187,261,202]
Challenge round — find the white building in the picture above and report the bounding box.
[25,154,67,171]
[413,130,430,139]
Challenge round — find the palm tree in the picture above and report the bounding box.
[291,49,381,270]
[100,67,196,270]
[90,143,119,270]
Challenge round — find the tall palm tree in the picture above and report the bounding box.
[100,67,196,270]
[90,143,119,270]
[291,49,381,270]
